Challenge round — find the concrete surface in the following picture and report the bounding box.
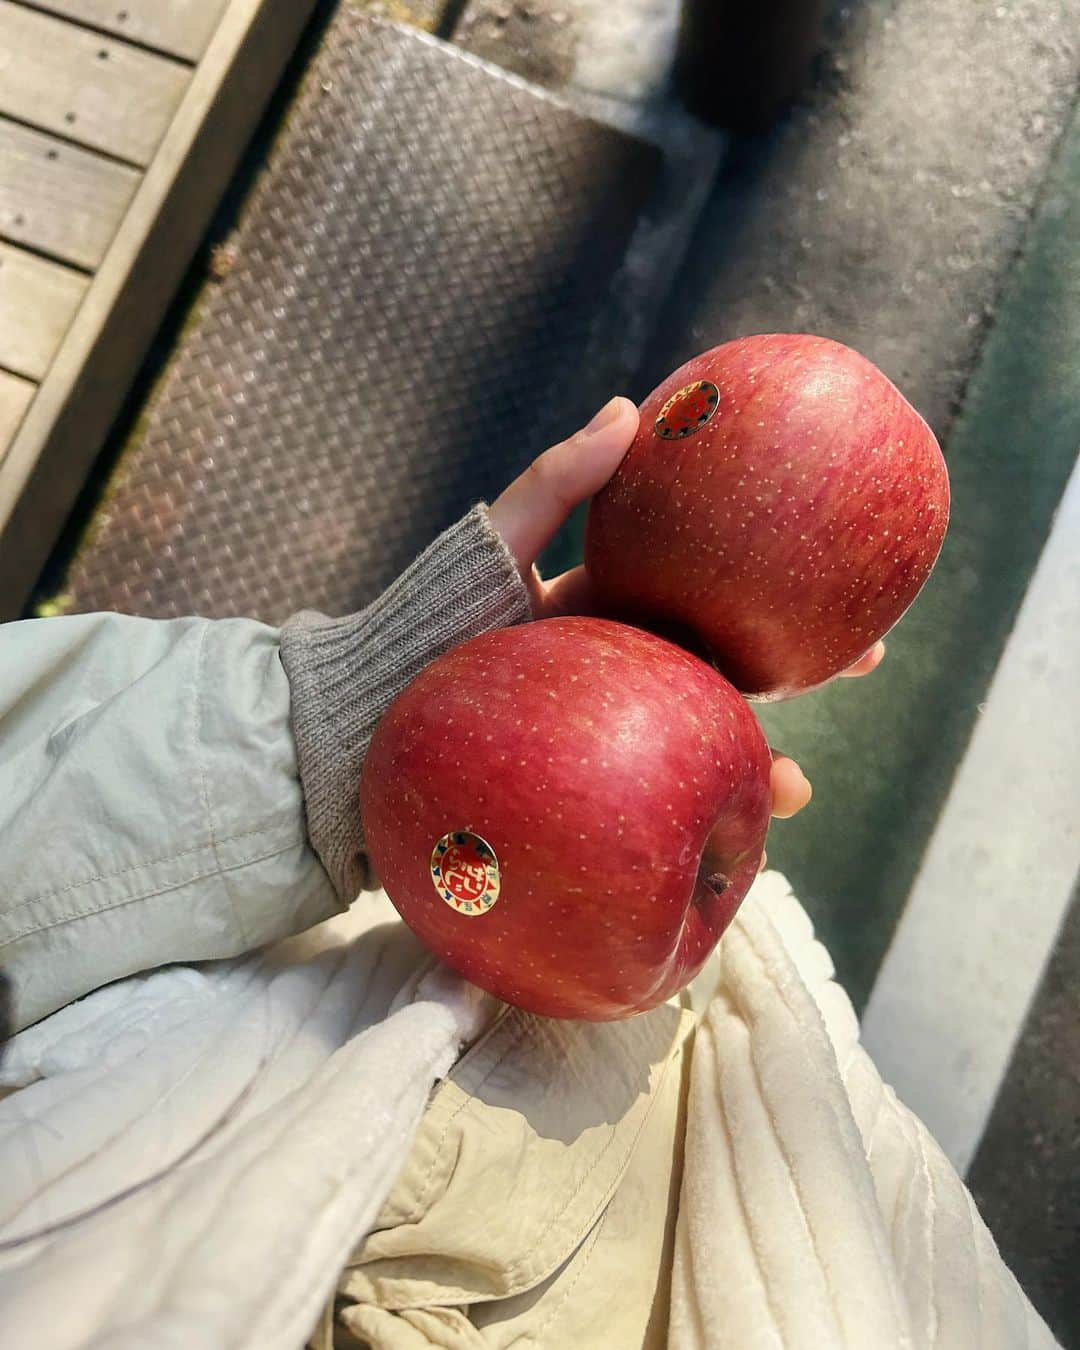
[454,0,681,103]
[968,881,1080,1350]
[455,0,578,88]
[862,444,1080,1174]
[641,0,1079,434]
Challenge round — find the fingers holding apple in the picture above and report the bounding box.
[489,396,638,613]
[760,639,885,823]
[762,639,884,822]
[769,754,812,820]
[839,639,886,679]
[530,565,601,620]
[487,380,894,837]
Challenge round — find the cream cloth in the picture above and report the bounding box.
[0,898,494,1349]
[669,878,1056,1350]
[329,874,1057,1349]
[336,990,694,1348]
[0,877,1057,1349]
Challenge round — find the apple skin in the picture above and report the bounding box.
[360,617,772,1021]
[585,334,950,699]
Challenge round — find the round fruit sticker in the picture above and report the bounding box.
[655,379,720,440]
[431,831,501,916]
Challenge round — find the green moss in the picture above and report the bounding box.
[345,0,446,31]
[33,594,74,619]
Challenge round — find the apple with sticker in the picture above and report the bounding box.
[586,333,950,700]
[361,617,772,1020]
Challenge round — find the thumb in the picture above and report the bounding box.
[490,397,638,568]
[769,751,812,819]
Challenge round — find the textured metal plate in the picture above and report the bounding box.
[57,13,659,622]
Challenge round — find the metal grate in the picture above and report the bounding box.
[58,13,659,622]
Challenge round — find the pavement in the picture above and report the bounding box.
[969,881,1080,1349]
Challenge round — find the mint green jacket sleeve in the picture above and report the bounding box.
[0,613,340,1032]
[0,509,532,1035]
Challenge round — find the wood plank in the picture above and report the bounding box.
[0,1,190,166]
[26,0,229,63]
[0,0,320,618]
[0,119,140,270]
[0,243,89,381]
[0,369,35,459]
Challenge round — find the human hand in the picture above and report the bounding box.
[489,397,884,823]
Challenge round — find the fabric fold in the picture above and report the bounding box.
[668,871,1059,1350]
[0,895,497,1350]
[0,876,1060,1350]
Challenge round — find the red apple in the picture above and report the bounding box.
[585,334,950,699]
[361,617,772,1020]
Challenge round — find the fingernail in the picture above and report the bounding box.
[584,397,624,435]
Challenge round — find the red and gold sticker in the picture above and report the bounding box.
[431,831,501,916]
[655,379,720,440]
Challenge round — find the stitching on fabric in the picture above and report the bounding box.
[504,1031,675,1285]
[503,1025,683,1290]
[193,624,249,949]
[961,1184,987,1345]
[736,925,850,1342]
[398,1013,530,1225]
[284,623,332,774]
[0,836,307,949]
[913,1123,940,1347]
[384,1012,686,1294]
[889,1103,919,1295]
[718,1016,792,1350]
[341,1000,512,1248]
[363,1010,685,1298]
[3,820,289,920]
[864,1076,887,1167]
[532,1211,604,1345]
[530,1013,685,1344]
[383,1009,678,1289]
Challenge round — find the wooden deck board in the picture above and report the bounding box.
[0,243,89,381]
[0,370,36,459]
[0,1,190,166]
[0,119,140,269]
[26,0,229,62]
[0,0,320,616]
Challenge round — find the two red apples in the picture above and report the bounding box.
[362,335,950,1019]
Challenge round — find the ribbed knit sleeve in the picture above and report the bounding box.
[280,505,532,901]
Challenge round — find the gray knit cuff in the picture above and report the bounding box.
[280,504,533,903]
